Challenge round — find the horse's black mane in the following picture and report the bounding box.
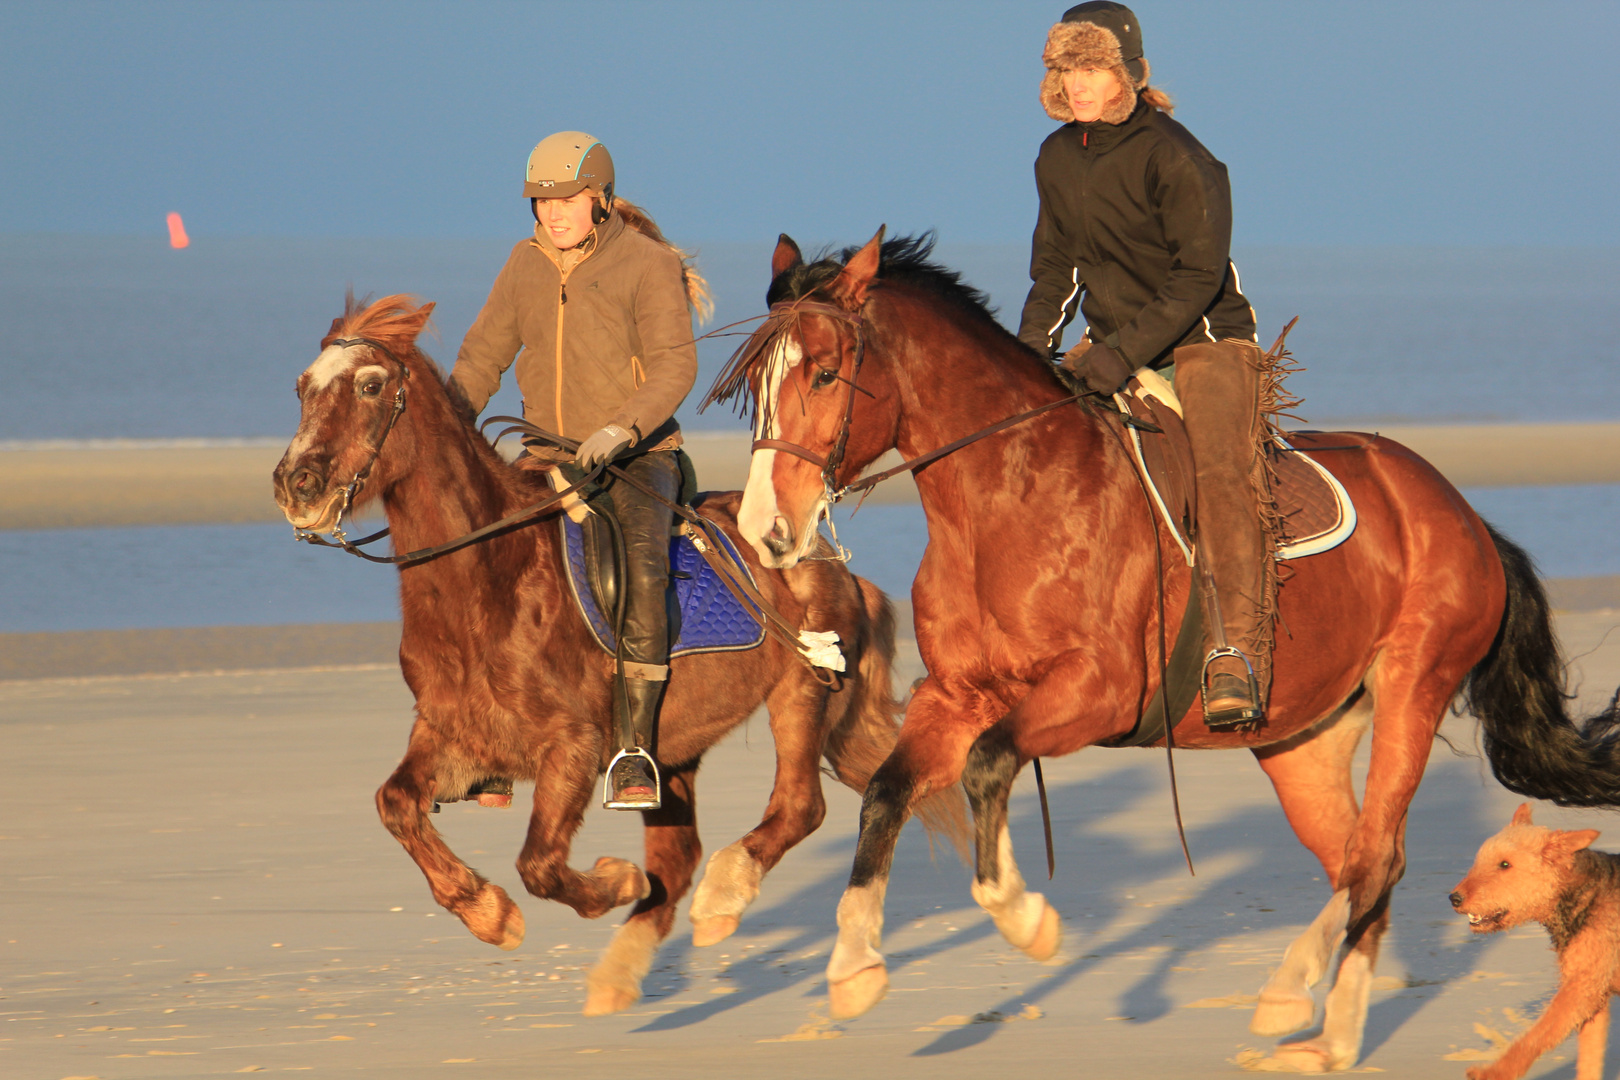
[769,232,1008,335]
[701,233,1048,415]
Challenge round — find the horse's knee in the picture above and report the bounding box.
[375,776,427,837]
[516,855,564,900]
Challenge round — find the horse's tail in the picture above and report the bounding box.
[1463,522,1620,808]
[822,578,972,861]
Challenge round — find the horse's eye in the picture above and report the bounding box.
[813,369,838,389]
[1498,860,1512,870]
[359,380,383,397]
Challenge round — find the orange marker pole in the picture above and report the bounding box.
[166,212,190,249]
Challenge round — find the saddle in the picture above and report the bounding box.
[1102,369,1357,748]
[1116,369,1356,565]
[558,499,769,660]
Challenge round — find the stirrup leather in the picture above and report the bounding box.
[603,748,662,810]
[1201,646,1264,728]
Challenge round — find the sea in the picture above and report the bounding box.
[2,235,1617,633]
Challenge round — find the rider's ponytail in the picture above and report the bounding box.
[613,198,714,324]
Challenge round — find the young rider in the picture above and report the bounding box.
[1018,3,1271,725]
[449,132,706,810]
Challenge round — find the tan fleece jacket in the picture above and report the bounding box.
[450,210,697,444]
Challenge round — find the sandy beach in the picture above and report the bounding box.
[4,613,1620,1078]
[5,423,1620,529]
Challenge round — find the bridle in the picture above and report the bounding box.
[739,298,1086,507]
[293,335,412,547]
[745,299,871,500]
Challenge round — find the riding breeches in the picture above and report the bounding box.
[607,449,682,676]
[1172,339,1275,694]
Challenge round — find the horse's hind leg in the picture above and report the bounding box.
[376,728,525,950]
[963,725,1061,960]
[691,675,829,947]
[1260,653,1463,1072]
[585,763,702,1016]
[1248,694,1371,1038]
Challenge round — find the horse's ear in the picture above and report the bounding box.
[830,225,885,310]
[1512,803,1535,827]
[772,234,803,279]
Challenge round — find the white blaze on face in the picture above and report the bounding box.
[286,345,371,462]
[738,336,802,562]
[303,341,367,392]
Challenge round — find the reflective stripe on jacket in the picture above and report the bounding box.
[1017,97,1256,366]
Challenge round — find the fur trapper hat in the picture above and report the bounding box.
[1041,4,1169,125]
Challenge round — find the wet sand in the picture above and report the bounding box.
[4,614,1620,1078]
[5,423,1620,529]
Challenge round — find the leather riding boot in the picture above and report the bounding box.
[1173,340,1273,727]
[602,451,681,810]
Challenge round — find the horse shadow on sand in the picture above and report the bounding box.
[628,745,1510,1062]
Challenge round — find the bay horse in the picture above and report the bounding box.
[271,294,968,1016]
[712,231,1620,1070]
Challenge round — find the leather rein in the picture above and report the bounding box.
[293,336,608,567]
[741,299,1085,502]
[289,340,839,684]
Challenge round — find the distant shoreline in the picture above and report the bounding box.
[5,423,1619,531]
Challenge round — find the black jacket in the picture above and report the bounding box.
[1017,98,1256,367]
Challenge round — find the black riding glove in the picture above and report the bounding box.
[1061,342,1134,396]
[576,424,634,468]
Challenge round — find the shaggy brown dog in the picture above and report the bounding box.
[1450,803,1619,1080]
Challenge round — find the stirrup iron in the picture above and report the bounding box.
[603,747,661,810]
[1200,646,1263,729]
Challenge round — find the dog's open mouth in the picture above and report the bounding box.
[1464,909,1508,932]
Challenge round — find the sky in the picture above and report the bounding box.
[3,0,1618,247]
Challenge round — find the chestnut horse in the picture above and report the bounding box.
[712,232,1620,1070]
[271,294,967,1016]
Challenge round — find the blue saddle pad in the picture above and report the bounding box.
[559,515,767,659]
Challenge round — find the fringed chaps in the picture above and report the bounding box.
[1173,339,1285,703]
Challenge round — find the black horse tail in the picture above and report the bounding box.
[1463,523,1620,808]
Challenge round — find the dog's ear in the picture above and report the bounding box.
[1547,828,1600,858]
[1511,803,1535,827]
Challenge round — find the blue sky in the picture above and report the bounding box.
[3,0,1617,246]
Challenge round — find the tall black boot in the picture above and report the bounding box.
[605,674,666,810]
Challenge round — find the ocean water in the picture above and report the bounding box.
[2,235,1617,633]
[3,488,1618,635]
[3,235,1619,441]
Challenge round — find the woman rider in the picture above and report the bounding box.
[1018,2,1272,725]
[450,132,708,810]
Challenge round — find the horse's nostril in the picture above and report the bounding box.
[291,467,322,495]
[1448,891,1464,908]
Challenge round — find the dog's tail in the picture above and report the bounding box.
[1463,522,1620,808]
[822,578,971,862]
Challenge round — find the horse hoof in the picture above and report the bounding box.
[1255,1039,1345,1073]
[1249,992,1315,1037]
[692,914,740,948]
[582,978,640,1017]
[827,964,889,1020]
[591,856,652,908]
[461,883,525,950]
[1019,901,1062,962]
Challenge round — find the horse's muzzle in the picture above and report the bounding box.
[272,457,339,529]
